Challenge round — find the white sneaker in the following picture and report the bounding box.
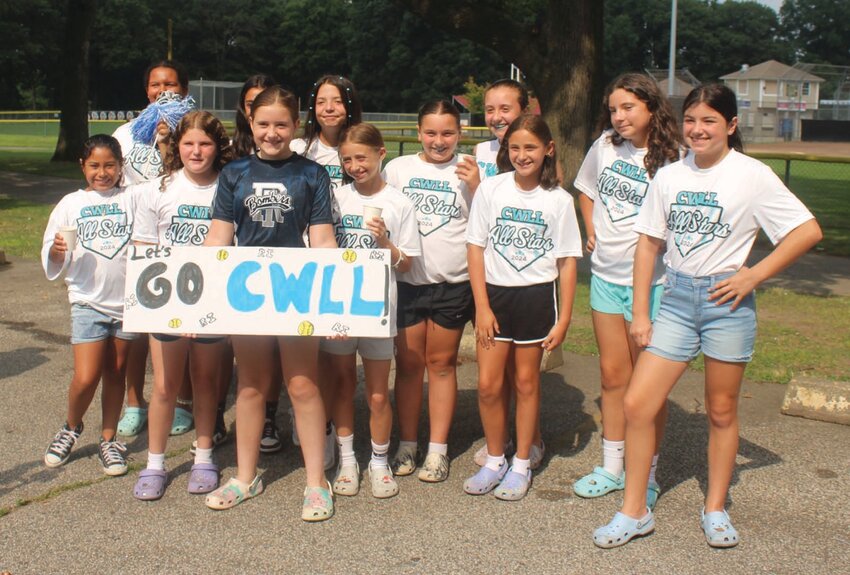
[324,423,337,471]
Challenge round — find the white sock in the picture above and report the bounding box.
[147,452,166,471]
[338,433,356,467]
[601,438,625,477]
[398,440,417,452]
[512,456,530,476]
[194,447,213,466]
[427,442,448,456]
[370,439,389,468]
[648,454,659,484]
[485,453,505,472]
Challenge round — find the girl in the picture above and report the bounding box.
[131,111,235,500]
[113,59,193,439]
[326,124,421,498]
[289,75,362,466]
[203,86,338,521]
[464,115,582,500]
[572,73,681,509]
[384,100,474,483]
[232,74,277,158]
[593,84,822,548]
[41,135,136,476]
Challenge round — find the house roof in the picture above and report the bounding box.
[720,60,825,82]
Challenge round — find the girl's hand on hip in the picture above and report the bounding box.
[708,266,757,311]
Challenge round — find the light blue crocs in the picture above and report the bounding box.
[170,406,194,436]
[494,467,532,501]
[647,480,661,511]
[573,466,624,498]
[701,508,739,548]
[117,406,148,437]
[593,509,655,548]
[463,460,508,495]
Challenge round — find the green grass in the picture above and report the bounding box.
[0,149,82,178]
[0,198,53,259]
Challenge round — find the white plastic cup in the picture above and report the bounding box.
[363,205,383,222]
[59,226,77,251]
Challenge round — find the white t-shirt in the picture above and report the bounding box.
[290,137,344,191]
[467,172,583,287]
[574,130,664,286]
[475,139,500,180]
[113,122,163,185]
[636,149,815,277]
[132,169,217,246]
[332,182,422,336]
[41,187,136,319]
[383,153,473,285]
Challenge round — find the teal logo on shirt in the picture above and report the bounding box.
[166,204,211,245]
[488,207,553,271]
[78,203,132,259]
[668,191,732,257]
[402,178,461,237]
[597,160,648,222]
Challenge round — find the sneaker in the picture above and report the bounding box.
[369,462,399,499]
[289,407,300,446]
[260,417,283,453]
[302,481,334,522]
[391,444,419,476]
[473,439,515,467]
[98,438,129,476]
[189,420,230,456]
[44,422,83,468]
[529,440,546,470]
[324,423,337,471]
[418,452,450,483]
[332,461,360,496]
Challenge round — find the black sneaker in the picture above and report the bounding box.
[190,415,230,455]
[98,437,128,476]
[44,422,83,468]
[259,417,282,453]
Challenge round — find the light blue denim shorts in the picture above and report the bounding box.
[646,268,756,363]
[70,303,137,345]
[590,275,664,322]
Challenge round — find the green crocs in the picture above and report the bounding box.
[117,406,148,437]
[573,466,624,498]
[170,406,194,436]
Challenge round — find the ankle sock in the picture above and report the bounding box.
[338,433,356,467]
[648,454,659,484]
[194,447,213,465]
[602,438,625,477]
[485,454,506,472]
[147,452,166,471]
[370,439,389,468]
[427,442,448,456]
[512,456,530,476]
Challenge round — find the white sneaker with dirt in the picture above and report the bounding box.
[98,438,129,476]
[44,422,83,468]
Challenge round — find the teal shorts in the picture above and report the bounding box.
[590,275,663,322]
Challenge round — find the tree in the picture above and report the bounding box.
[781,0,850,66]
[52,0,98,162]
[396,0,604,181]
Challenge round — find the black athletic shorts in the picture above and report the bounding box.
[397,281,474,330]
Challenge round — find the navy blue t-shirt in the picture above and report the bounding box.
[212,154,333,247]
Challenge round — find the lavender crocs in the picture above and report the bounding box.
[133,469,167,501]
[187,463,220,494]
[463,460,508,495]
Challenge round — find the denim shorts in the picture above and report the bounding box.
[590,275,664,322]
[70,303,137,345]
[646,268,756,363]
[320,336,394,360]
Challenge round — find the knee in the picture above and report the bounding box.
[367,390,390,413]
[426,352,457,376]
[287,377,320,404]
[599,363,630,393]
[707,399,738,430]
[513,376,539,399]
[395,350,424,375]
[623,392,654,426]
[477,379,503,403]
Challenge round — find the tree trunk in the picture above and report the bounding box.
[396,0,604,184]
[51,0,98,162]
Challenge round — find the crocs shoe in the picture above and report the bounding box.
[418,452,450,483]
[647,480,661,511]
[369,463,399,499]
[494,467,532,501]
[302,481,334,522]
[529,440,546,470]
[98,438,129,476]
[463,460,508,495]
[205,475,263,510]
[701,508,739,548]
[117,407,147,437]
[134,469,167,501]
[473,439,515,467]
[593,509,655,548]
[332,461,360,496]
[170,406,194,436]
[44,422,83,468]
[391,444,419,477]
[573,466,624,498]
[188,463,220,494]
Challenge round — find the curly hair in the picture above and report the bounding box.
[597,73,682,178]
[160,110,234,191]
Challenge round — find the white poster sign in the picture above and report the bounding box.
[123,246,391,337]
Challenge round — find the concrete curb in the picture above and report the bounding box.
[781,376,850,425]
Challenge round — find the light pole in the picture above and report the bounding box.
[668,0,678,96]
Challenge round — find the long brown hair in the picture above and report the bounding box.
[497,115,559,190]
[598,73,682,178]
[161,111,234,191]
[683,83,744,152]
[302,75,362,150]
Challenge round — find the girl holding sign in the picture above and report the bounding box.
[204,86,338,521]
[326,124,421,499]
[131,111,235,500]
[41,135,137,476]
